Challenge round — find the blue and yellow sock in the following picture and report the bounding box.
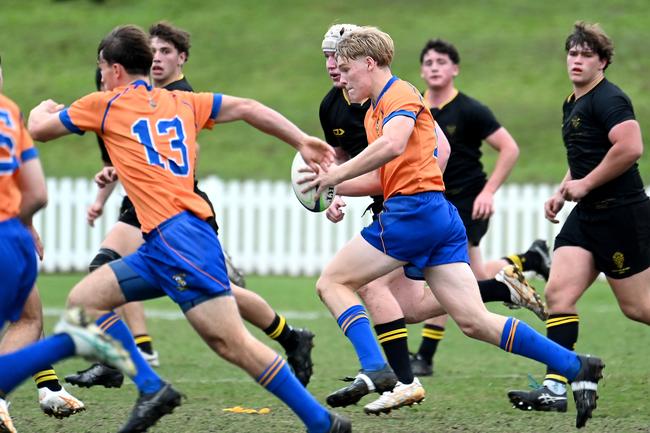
[0,334,74,394]
[96,312,163,394]
[500,317,581,381]
[337,305,385,371]
[257,355,330,433]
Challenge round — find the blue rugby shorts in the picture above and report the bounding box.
[0,218,37,324]
[110,211,231,312]
[361,191,469,280]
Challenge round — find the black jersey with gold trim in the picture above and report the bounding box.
[319,86,370,158]
[562,78,645,206]
[428,91,500,196]
[319,86,382,214]
[164,76,193,92]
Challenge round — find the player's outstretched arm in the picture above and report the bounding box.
[27,99,69,142]
[215,95,334,169]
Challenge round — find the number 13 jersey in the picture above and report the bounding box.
[60,80,221,232]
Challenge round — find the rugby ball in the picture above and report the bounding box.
[290,152,336,212]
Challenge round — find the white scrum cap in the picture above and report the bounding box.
[321,23,360,52]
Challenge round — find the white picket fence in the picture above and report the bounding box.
[33,178,650,275]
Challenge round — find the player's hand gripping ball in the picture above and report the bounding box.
[291,152,336,212]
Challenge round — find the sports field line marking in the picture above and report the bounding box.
[43,308,331,321]
[44,304,620,320]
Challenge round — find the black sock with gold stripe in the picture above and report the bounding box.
[134,334,154,355]
[504,250,542,273]
[33,367,62,391]
[416,324,445,365]
[545,313,579,382]
[478,278,511,303]
[264,314,296,352]
[375,318,413,384]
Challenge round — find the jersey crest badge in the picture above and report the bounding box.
[172,273,188,291]
[611,251,630,275]
[571,116,581,129]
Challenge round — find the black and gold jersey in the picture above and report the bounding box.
[319,86,371,158]
[319,86,382,214]
[164,76,193,92]
[428,91,500,196]
[562,78,645,207]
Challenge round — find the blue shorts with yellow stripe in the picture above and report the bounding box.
[0,218,38,325]
[361,191,469,280]
[109,211,231,312]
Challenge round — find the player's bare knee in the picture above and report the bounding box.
[543,285,573,311]
[356,285,382,310]
[403,309,429,324]
[315,275,332,300]
[11,313,43,336]
[18,302,44,331]
[356,285,371,301]
[454,315,484,339]
[620,303,650,324]
[19,312,43,332]
[66,284,95,310]
[210,337,234,360]
[212,335,246,362]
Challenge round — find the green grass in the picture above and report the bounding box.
[5,273,650,432]
[1,0,649,182]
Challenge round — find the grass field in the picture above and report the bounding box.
[2,0,649,182]
[5,273,649,432]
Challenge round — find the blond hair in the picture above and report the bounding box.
[336,26,394,67]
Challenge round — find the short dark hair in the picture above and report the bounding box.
[94,67,102,91]
[98,25,153,76]
[420,39,460,65]
[149,21,191,61]
[565,21,614,69]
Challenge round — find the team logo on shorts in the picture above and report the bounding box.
[611,251,630,275]
[333,128,345,136]
[446,124,457,136]
[571,116,581,129]
[172,273,188,291]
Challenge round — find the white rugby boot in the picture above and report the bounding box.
[496,265,548,321]
[53,307,136,376]
[363,377,426,415]
[38,386,85,418]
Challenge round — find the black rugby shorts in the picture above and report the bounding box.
[554,199,650,278]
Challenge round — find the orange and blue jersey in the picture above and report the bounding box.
[360,77,468,275]
[0,93,39,324]
[59,80,221,233]
[0,93,39,222]
[364,76,444,199]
